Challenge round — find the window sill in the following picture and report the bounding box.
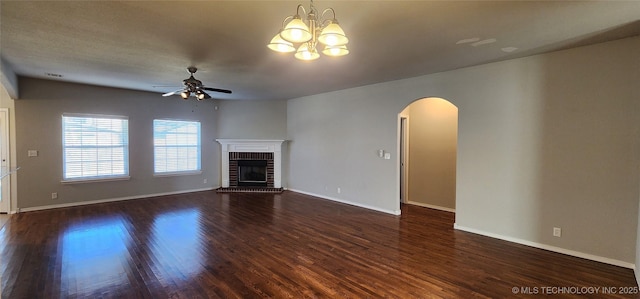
[154,170,202,177]
[61,176,131,184]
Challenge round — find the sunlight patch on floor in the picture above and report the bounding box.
[0,214,10,230]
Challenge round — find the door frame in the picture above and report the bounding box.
[399,116,409,204]
[0,108,10,213]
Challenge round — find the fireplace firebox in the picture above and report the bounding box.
[237,160,267,187]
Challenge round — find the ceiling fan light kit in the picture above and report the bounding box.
[162,67,232,100]
[268,0,349,61]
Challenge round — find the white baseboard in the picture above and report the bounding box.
[18,187,216,213]
[406,201,455,213]
[454,224,634,269]
[287,189,401,215]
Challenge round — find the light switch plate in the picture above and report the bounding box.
[384,153,391,159]
[28,150,38,157]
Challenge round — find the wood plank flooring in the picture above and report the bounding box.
[1,191,637,298]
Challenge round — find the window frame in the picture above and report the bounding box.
[152,119,202,177]
[61,113,130,184]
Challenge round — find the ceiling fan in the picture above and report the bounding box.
[162,67,232,100]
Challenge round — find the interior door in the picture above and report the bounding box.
[0,109,10,213]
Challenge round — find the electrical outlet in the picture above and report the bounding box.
[51,192,58,200]
[553,227,562,237]
[337,187,341,194]
[204,179,208,184]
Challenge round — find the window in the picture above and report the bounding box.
[62,114,129,182]
[153,119,201,174]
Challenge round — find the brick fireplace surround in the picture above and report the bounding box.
[216,139,285,193]
[228,152,274,187]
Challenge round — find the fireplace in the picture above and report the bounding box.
[217,139,285,191]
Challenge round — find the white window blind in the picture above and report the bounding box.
[153,119,201,174]
[62,115,129,181]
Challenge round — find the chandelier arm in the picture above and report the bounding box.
[320,7,337,22]
[296,4,307,17]
[280,15,294,29]
[319,18,333,28]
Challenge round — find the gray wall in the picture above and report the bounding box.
[287,88,401,213]
[287,37,639,264]
[215,99,287,140]
[16,78,220,209]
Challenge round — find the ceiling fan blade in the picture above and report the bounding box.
[202,87,232,94]
[162,89,184,97]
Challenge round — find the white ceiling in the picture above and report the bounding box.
[1,1,639,101]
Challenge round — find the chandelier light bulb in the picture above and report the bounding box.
[323,45,349,57]
[291,29,303,40]
[267,33,296,53]
[281,17,312,43]
[295,44,320,61]
[180,91,189,99]
[325,36,338,46]
[318,22,348,46]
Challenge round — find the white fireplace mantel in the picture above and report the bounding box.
[216,139,286,188]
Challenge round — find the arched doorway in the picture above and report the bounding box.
[398,97,458,212]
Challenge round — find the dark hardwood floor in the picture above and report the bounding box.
[1,191,637,298]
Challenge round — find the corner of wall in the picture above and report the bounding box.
[0,58,19,99]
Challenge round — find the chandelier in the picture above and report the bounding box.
[267,0,349,61]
